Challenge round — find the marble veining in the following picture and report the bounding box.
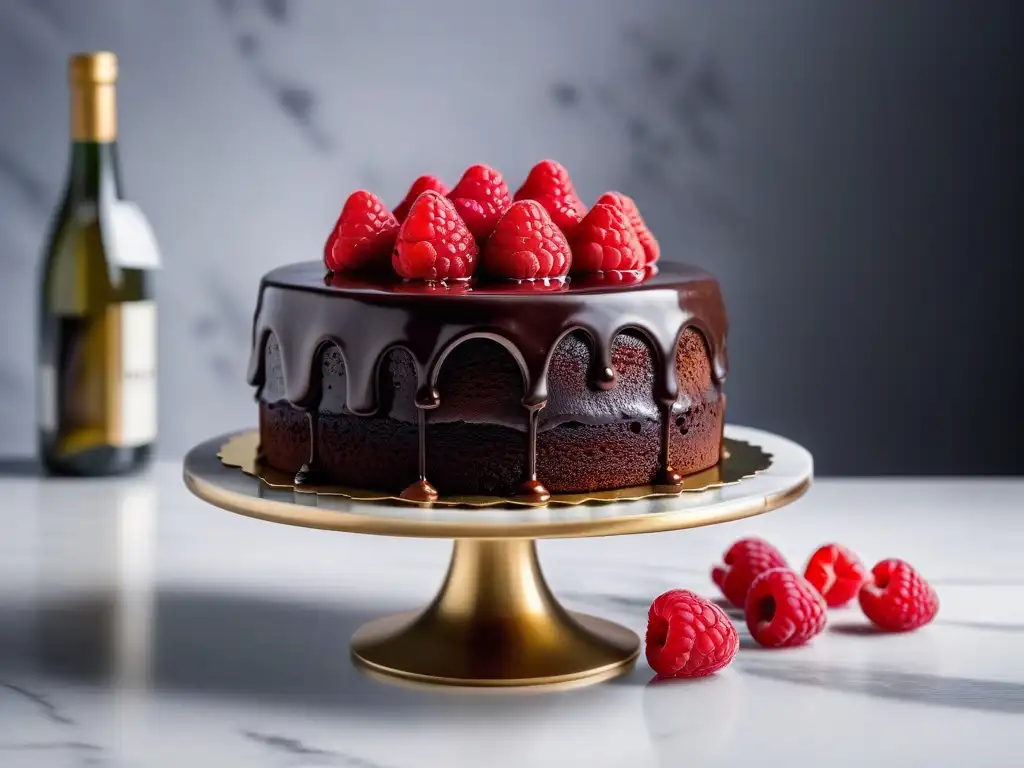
[0,740,103,754]
[560,19,733,220]
[0,680,110,766]
[215,0,333,152]
[243,730,392,768]
[1,682,75,725]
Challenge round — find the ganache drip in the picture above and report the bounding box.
[248,263,729,499]
[401,408,438,502]
[518,404,550,501]
[293,410,322,485]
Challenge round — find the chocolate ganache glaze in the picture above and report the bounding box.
[248,262,728,501]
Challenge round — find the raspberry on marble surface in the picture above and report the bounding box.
[646,589,739,678]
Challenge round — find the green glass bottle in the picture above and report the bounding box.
[38,52,160,476]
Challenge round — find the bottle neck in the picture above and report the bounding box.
[67,141,122,202]
[68,77,121,200]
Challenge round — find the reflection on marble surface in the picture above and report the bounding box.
[31,480,156,691]
[642,672,741,767]
[1,468,1024,766]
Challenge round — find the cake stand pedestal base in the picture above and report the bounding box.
[183,426,812,691]
[350,539,639,688]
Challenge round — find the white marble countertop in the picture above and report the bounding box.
[1,463,1022,767]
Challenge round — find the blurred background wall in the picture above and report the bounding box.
[0,0,1021,474]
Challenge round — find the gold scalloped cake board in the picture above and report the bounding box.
[218,430,772,508]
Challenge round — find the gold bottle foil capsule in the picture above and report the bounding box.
[69,51,118,142]
[69,51,118,84]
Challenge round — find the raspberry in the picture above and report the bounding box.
[481,200,572,280]
[324,190,400,273]
[646,589,738,679]
[596,191,660,266]
[803,543,869,608]
[710,537,788,609]
[393,175,449,223]
[448,163,512,243]
[859,559,939,632]
[513,160,586,235]
[745,568,827,648]
[392,191,479,280]
[567,203,646,273]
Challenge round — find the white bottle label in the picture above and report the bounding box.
[103,201,163,270]
[117,301,157,446]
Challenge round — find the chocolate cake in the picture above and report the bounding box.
[248,159,729,502]
[249,263,728,501]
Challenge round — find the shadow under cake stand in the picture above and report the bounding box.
[182,424,812,689]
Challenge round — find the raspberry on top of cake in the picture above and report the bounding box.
[325,160,660,285]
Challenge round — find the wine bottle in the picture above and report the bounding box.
[38,52,160,476]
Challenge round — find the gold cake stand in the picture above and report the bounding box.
[182,425,812,690]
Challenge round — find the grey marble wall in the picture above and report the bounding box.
[1,0,1021,473]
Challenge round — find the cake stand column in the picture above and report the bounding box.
[349,538,641,688]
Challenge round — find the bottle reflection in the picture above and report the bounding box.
[34,477,156,690]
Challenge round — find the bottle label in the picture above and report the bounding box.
[38,302,157,454]
[101,202,162,270]
[111,301,157,447]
